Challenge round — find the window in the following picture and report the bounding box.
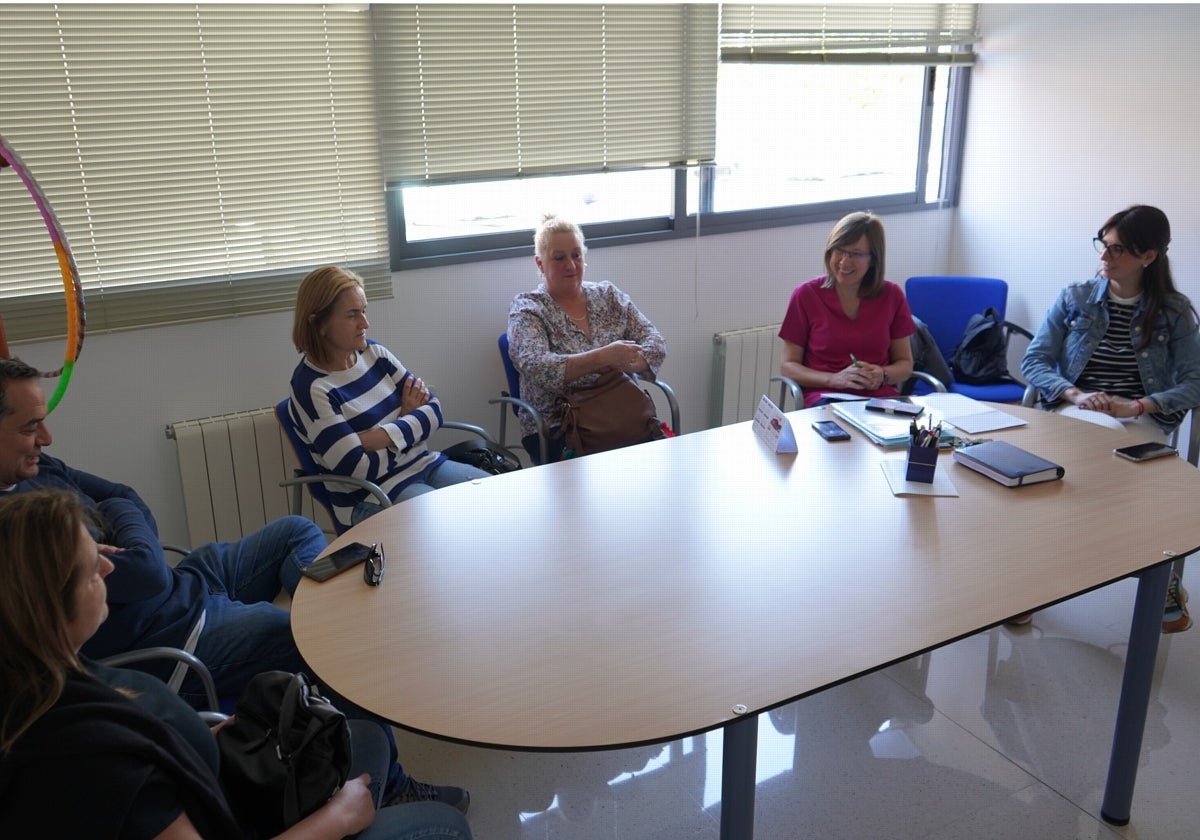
[388,3,977,268]
[376,3,718,266]
[0,4,389,343]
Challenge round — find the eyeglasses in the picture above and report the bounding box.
[363,543,385,587]
[1093,237,1133,258]
[831,247,872,262]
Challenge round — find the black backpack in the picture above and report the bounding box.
[951,307,1017,385]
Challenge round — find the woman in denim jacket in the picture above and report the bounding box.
[1020,204,1200,632]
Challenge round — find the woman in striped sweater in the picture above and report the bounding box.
[289,266,488,529]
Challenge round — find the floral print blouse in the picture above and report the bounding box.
[507,281,666,438]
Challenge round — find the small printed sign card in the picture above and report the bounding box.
[752,394,798,453]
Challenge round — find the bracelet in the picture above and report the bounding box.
[881,368,891,386]
[1135,399,1145,417]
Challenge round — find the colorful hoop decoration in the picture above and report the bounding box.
[0,132,86,413]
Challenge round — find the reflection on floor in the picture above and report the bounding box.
[393,567,1196,839]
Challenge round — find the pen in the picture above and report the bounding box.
[850,353,862,368]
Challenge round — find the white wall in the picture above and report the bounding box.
[954,4,1200,330]
[16,210,954,545]
[29,2,1193,546]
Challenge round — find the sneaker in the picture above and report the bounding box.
[1005,612,1033,627]
[1163,576,1192,634]
[384,776,470,814]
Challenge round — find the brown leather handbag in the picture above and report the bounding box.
[556,368,665,457]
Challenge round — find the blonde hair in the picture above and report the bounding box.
[0,491,90,752]
[533,213,586,262]
[292,265,365,364]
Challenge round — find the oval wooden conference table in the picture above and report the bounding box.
[292,403,1200,839]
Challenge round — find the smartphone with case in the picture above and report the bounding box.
[864,398,924,418]
[1113,441,1177,462]
[301,541,375,582]
[812,420,852,441]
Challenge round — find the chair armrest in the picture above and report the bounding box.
[769,375,801,411]
[636,374,682,435]
[1021,384,1039,407]
[161,543,191,559]
[279,474,392,509]
[99,646,221,713]
[489,395,549,465]
[441,420,500,445]
[1002,321,1035,342]
[908,370,948,393]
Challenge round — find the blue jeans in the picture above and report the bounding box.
[177,515,415,795]
[351,458,490,525]
[179,515,325,702]
[350,723,474,840]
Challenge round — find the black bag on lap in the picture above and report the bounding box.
[216,671,352,838]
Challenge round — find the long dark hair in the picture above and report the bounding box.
[0,491,89,752]
[1099,205,1197,348]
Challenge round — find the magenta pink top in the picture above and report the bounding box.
[779,277,915,407]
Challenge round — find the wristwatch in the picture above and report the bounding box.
[881,369,891,386]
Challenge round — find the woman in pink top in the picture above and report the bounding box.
[779,211,916,408]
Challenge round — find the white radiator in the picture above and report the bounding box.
[167,407,332,546]
[710,323,789,427]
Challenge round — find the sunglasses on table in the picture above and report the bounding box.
[364,543,385,587]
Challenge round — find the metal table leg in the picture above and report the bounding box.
[721,712,758,840]
[1101,562,1171,825]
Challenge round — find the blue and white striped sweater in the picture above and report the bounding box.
[289,341,445,527]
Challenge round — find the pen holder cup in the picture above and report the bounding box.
[905,442,939,484]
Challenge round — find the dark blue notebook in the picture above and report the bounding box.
[951,440,1065,487]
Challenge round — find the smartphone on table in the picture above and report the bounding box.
[1113,441,1177,462]
[812,420,852,441]
[864,398,924,418]
[302,541,376,582]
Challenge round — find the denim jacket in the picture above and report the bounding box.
[1021,277,1200,432]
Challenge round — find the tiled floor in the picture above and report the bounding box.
[394,567,1197,839]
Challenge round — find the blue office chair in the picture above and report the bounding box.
[275,399,391,535]
[904,276,1033,403]
[492,333,682,466]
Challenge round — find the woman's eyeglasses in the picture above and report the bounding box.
[363,543,385,587]
[831,247,871,262]
[1094,237,1133,258]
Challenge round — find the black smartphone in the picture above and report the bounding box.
[812,420,852,441]
[302,541,376,582]
[864,398,924,418]
[1113,442,1177,463]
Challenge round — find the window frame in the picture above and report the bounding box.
[388,61,972,270]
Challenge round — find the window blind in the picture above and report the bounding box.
[720,3,978,65]
[0,4,389,344]
[373,3,719,184]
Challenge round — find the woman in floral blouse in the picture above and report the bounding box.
[507,213,667,463]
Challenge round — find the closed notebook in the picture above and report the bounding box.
[951,440,1065,487]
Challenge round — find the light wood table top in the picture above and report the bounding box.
[292,404,1200,753]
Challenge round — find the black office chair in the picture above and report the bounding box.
[904,276,1033,403]
[492,333,682,465]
